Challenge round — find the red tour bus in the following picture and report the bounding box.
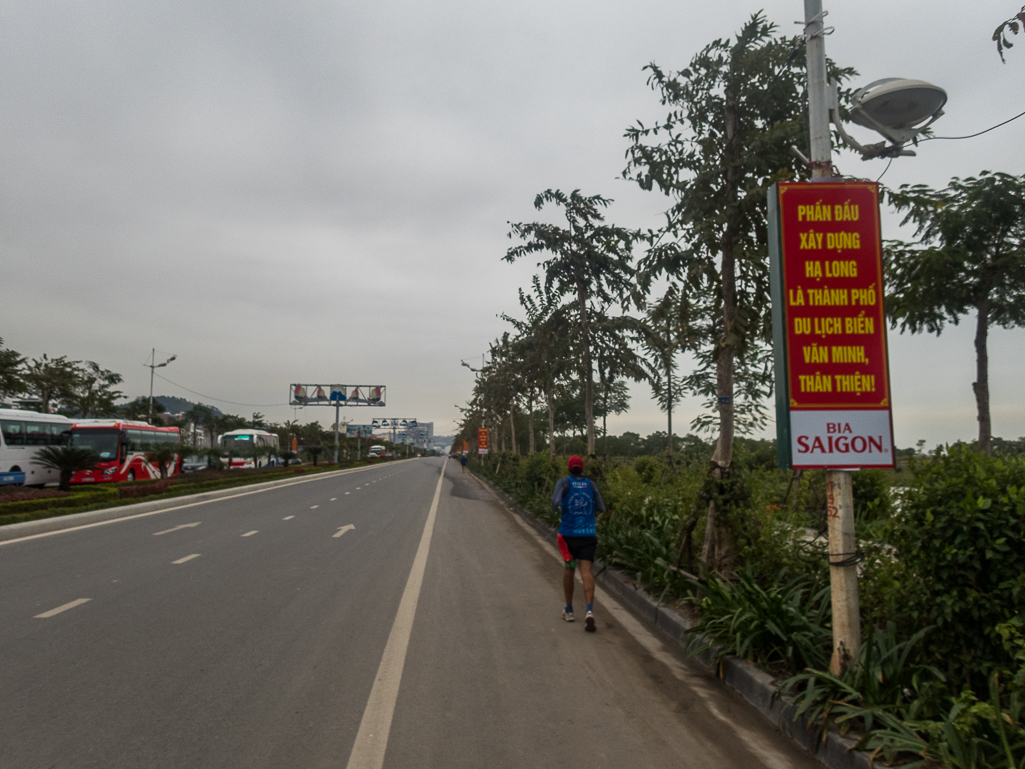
[69,420,182,484]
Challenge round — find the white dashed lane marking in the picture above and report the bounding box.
[283,515,295,520]
[345,492,351,495]
[153,522,201,536]
[242,531,259,537]
[172,554,201,565]
[310,505,319,509]
[330,498,337,501]
[35,598,91,618]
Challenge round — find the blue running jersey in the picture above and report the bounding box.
[559,476,597,537]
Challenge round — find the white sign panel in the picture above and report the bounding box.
[790,410,894,469]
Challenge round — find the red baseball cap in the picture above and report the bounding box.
[568,455,584,473]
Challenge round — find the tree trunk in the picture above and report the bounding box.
[601,368,609,459]
[509,401,518,456]
[973,299,992,456]
[666,354,674,461]
[527,391,535,454]
[577,282,595,455]
[547,381,556,458]
[701,97,740,576]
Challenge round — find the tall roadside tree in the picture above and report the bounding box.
[0,338,25,403]
[502,277,574,457]
[68,362,124,417]
[591,311,648,458]
[885,172,1025,456]
[641,287,691,462]
[24,355,80,413]
[623,13,853,573]
[505,190,637,455]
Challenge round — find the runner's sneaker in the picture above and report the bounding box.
[584,610,596,632]
[561,609,575,623]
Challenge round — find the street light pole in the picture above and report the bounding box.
[147,349,176,424]
[804,0,860,675]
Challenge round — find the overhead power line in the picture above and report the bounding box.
[152,372,283,408]
[921,108,1025,141]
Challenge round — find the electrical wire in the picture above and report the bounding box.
[875,157,894,182]
[152,371,283,408]
[920,107,1025,141]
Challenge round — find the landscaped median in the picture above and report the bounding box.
[0,459,400,538]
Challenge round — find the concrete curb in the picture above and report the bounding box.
[0,463,391,543]
[475,473,871,769]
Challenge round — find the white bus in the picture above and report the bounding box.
[0,408,74,487]
[367,444,386,458]
[219,429,280,468]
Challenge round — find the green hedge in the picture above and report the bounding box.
[0,464,349,527]
[0,488,120,515]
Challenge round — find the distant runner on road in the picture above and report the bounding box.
[551,455,604,632]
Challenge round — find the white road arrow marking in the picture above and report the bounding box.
[153,522,201,536]
[333,524,356,538]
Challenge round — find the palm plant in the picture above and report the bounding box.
[146,443,188,479]
[35,445,99,491]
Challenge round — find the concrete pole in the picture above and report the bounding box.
[826,470,861,673]
[805,0,831,175]
[806,0,861,673]
[334,403,340,464]
[148,348,155,423]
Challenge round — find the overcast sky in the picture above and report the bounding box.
[2,0,1022,447]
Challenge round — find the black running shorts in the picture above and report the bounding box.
[561,536,597,563]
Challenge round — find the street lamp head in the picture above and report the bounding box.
[830,77,947,161]
[850,78,947,133]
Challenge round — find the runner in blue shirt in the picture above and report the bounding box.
[551,455,604,632]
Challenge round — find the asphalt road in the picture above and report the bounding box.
[1,458,821,769]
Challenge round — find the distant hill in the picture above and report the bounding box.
[154,396,223,417]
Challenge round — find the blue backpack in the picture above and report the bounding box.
[560,476,596,536]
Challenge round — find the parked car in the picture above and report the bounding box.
[181,456,206,473]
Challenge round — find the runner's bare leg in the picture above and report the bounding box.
[579,560,595,606]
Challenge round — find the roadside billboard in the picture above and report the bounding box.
[290,385,385,407]
[769,181,894,469]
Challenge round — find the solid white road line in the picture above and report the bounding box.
[242,531,258,537]
[35,598,91,618]
[172,554,201,565]
[153,522,201,536]
[345,464,445,769]
[333,524,356,538]
[283,515,295,520]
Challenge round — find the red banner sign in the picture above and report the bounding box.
[478,428,489,455]
[773,181,894,469]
